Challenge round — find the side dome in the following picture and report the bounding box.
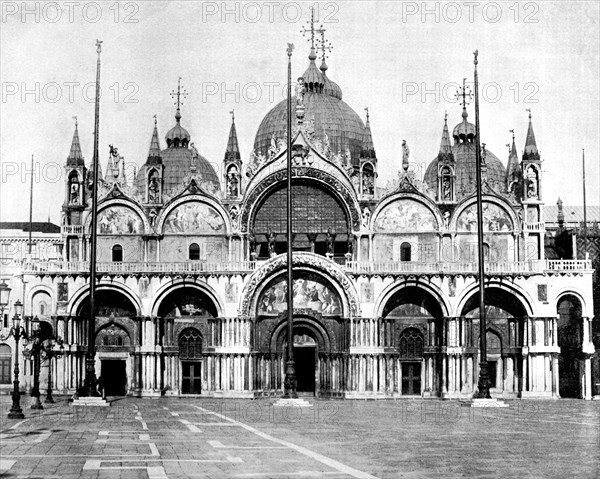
[253,52,367,167]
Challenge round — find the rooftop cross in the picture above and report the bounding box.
[454,78,473,109]
[316,26,333,63]
[170,77,188,111]
[300,7,316,49]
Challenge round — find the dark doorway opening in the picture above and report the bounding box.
[293,346,316,393]
[101,360,127,396]
[401,362,421,395]
[182,362,202,394]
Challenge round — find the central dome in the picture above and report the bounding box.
[253,53,368,167]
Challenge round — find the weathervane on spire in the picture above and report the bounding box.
[454,78,473,109]
[300,7,316,49]
[95,39,103,54]
[170,77,188,110]
[316,26,333,63]
[153,114,157,125]
[72,115,78,127]
[526,108,532,119]
[509,128,515,140]
[230,109,235,122]
[444,110,448,123]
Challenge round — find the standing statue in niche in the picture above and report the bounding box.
[148,176,160,203]
[227,168,239,197]
[70,182,79,204]
[326,229,336,256]
[442,177,451,201]
[346,230,354,257]
[229,205,239,229]
[362,173,374,196]
[526,165,538,198]
[267,231,276,257]
[148,209,157,228]
[361,207,371,229]
[248,229,257,259]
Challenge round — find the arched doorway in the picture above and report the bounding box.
[462,288,527,397]
[382,287,442,396]
[179,328,203,394]
[79,290,137,397]
[96,323,131,396]
[557,295,582,398]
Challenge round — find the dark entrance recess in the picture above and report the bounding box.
[181,362,202,394]
[293,333,317,393]
[101,360,127,396]
[401,362,421,395]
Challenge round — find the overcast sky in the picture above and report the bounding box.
[1,1,599,224]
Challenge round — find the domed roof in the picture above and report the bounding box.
[135,111,220,195]
[253,54,366,167]
[424,142,506,197]
[424,110,506,197]
[165,110,191,148]
[452,108,476,142]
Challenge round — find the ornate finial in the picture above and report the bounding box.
[95,39,103,54]
[287,43,294,57]
[473,49,478,65]
[230,109,235,122]
[454,78,473,110]
[153,114,157,125]
[364,107,369,123]
[170,77,188,112]
[509,128,515,141]
[444,110,448,123]
[72,115,78,127]
[316,26,333,63]
[526,108,532,119]
[301,7,316,50]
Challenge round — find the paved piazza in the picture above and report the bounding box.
[0,396,598,479]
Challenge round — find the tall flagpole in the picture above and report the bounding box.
[582,148,587,260]
[283,42,297,399]
[82,39,103,397]
[28,154,34,255]
[473,50,491,399]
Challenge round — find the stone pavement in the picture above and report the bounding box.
[0,396,598,478]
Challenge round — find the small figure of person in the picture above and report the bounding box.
[97,376,105,400]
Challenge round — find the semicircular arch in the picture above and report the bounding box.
[374,280,450,319]
[157,195,231,235]
[69,283,142,317]
[86,198,149,235]
[454,281,533,318]
[450,195,521,233]
[151,280,224,318]
[372,192,443,232]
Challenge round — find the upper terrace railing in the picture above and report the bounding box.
[22,261,256,275]
[20,259,593,275]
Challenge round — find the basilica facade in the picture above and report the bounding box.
[2,42,596,400]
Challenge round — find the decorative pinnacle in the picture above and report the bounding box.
[509,129,515,140]
[300,7,316,50]
[287,43,294,57]
[444,110,448,123]
[153,114,157,125]
[365,107,369,123]
[170,77,188,111]
[454,78,473,109]
[230,109,235,122]
[96,39,103,54]
[474,49,478,65]
[72,115,78,127]
[526,108,532,119]
[316,26,332,63]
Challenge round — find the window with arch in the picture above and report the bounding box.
[179,328,203,359]
[112,244,123,262]
[399,328,424,359]
[189,243,200,261]
[400,242,412,262]
[0,344,11,384]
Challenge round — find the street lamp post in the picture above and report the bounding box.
[0,299,28,419]
[44,337,64,404]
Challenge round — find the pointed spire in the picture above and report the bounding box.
[524,109,538,153]
[506,129,521,193]
[439,111,452,155]
[557,197,564,228]
[361,108,375,158]
[224,110,241,161]
[67,116,84,166]
[147,114,162,164]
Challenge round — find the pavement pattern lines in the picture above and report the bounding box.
[0,397,598,478]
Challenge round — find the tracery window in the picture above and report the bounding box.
[399,328,424,359]
[179,328,202,359]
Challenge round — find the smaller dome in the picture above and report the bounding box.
[452,108,476,143]
[165,110,190,148]
[320,61,342,100]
